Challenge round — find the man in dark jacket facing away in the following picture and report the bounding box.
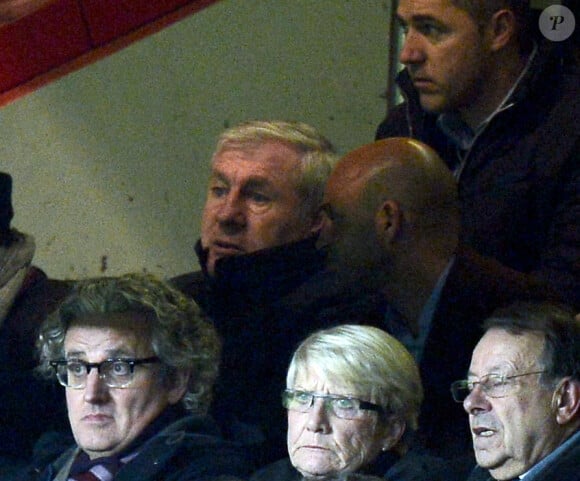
[376,0,579,305]
[172,120,385,464]
[0,172,71,474]
[317,137,556,464]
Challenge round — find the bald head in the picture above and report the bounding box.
[330,137,437,180]
[319,138,460,288]
[328,138,457,218]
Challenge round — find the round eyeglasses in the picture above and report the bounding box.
[450,370,547,402]
[49,357,160,389]
[282,389,384,420]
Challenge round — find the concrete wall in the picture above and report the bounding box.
[0,0,392,279]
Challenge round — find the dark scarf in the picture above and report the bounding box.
[68,405,186,478]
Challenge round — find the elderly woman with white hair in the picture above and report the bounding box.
[251,325,459,481]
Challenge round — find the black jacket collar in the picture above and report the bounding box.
[195,236,325,299]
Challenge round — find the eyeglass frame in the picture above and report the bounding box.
[282,388,385,420]
[49,356,161,389]
[450,370,548,403]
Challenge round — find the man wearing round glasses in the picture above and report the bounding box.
[18,273,253,481]
[451,301,580,481]
[252,325,459,481]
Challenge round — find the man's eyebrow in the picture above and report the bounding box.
[467,365,509,377]
[65,348,135,359]
[210,170,273,190]
[105,349,136,358]
[209,170,229,184]
[65,350,86,359]
[397,13,441,25]
[237,176,279,196]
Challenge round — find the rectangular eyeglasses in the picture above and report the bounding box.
[450,370,547,402]
[282,389,384,420]
[49,357,160,389]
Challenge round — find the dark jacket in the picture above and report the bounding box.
[250,451,461,481]
[415,247,554,460]
[376,43,580,306]
[466,430,580,481]
[0,267,72,466]
[171,237,386,464]
[17,413,254,481]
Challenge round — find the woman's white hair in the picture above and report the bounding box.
[287,324,423,432]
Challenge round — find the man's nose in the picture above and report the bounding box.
[215,192,247,227]
[82,368,110,403]
[463,384,491,415]
[305,399,331,434]
[399,29,426,65]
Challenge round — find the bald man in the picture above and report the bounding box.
[318,138,553,461]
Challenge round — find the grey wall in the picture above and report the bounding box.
[0,0,392,279]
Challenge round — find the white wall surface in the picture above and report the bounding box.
[0,0,392,279]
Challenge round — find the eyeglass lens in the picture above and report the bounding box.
[52,357,159,389]
[451,371,547,402]
[282,390,380,419]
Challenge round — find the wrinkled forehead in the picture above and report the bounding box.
[64,312,153,355]
[212,143,304,186]
[214,140,303,166]
[290,362,363,397]
[470,327,546,374]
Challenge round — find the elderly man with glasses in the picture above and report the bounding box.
[14,273,254,481]
[451,301,580,481]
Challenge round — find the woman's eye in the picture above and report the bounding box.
[334,398,356,410]
[294,392,312,404]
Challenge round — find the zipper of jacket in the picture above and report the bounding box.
[401,88,414,138]
[455,100,517,181]
[456,44,537,180]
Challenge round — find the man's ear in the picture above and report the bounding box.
[486,9,518,52]
[375,200,402,244]
[167,369,191,405]
[553,377,580,425]
[309,207,326,237]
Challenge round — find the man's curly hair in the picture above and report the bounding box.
[37,273,221,415]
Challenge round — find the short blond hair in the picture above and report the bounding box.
[287,325,423,432]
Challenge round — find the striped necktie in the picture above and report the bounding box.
[67,451,138,481]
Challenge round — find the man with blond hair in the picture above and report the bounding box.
[172,120,384,464]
